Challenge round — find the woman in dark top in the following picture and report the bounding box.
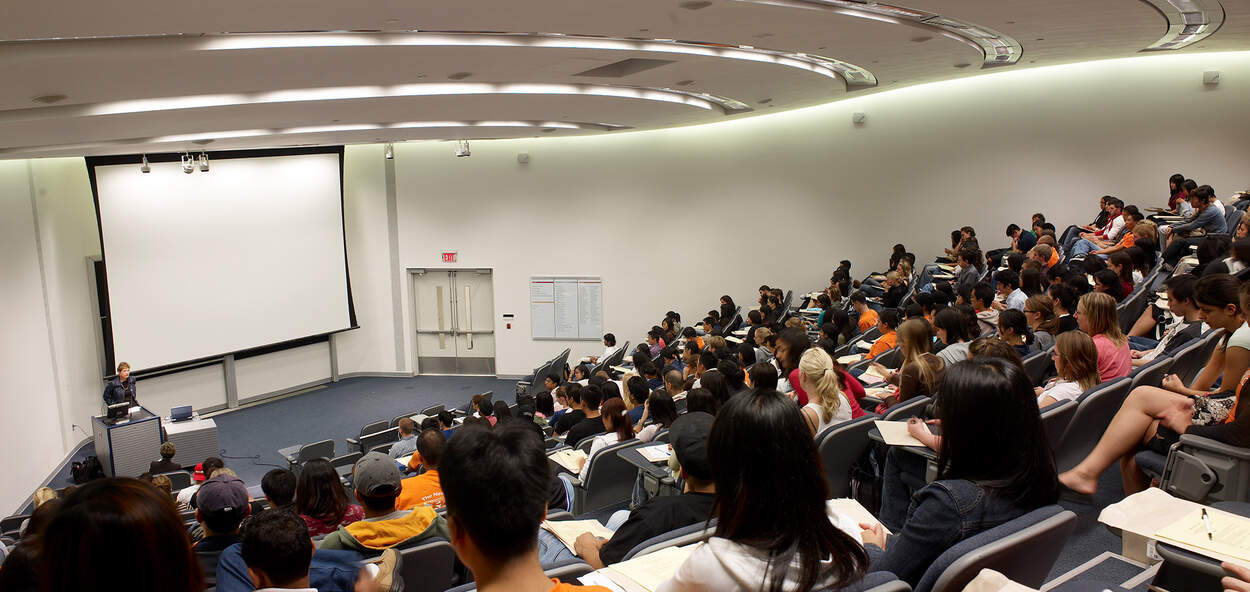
[1109,252,1136,297]
[872,319,944,411]
[296,459,363,537]
[867,359,1059,586]
[997,309,1036,358]
[102,361,138,406]
[1167,173,1187,211]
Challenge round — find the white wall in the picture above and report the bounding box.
[6,50,1250,510]
[0,160,73,514]
[382,51,1250,375]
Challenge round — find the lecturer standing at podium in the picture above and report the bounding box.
[102,361,138,407]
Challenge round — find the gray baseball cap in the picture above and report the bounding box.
[352,452,403,497]
[197,474,249,513]
[669,412,714,481]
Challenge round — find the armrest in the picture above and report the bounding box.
[1179,434,1250,459]
[345,437,360,446]
[564,476,584,489]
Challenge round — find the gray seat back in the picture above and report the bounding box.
[1039,400,1077,452]
[836,572,912,592]
[916,506,1076,592]
[817,414,879,498]
[1054,377,1131,472]
[420,404,445,416]
[577,439,642,514]
[882,396,931,421]
[359,420,390,438]
[1170,329,1222,385]
[1022,348,1053,387]
[397,537,456,592]
[360,427,400,453]
[621,519,718,560]
[1117,288,1150,335]
[297,439,335,463]
[1129,355,1173,391]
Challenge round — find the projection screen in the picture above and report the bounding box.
[90,149,353,371]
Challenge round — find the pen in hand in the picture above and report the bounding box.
[1202,508,1213,541]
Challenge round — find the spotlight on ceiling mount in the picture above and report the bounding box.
[455,139,471,158]
[140,153,151,173]
[198,151,210,172]
[384,142,394,160]
[181,152,194,174]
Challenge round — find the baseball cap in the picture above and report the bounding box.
[193,462,207,482]
[197,474,249,513]
[668,411,714,481]
[353,452,403,497]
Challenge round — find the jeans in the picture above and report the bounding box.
[1069,238,1100,259]
[215,542,363,592]
[537,510,631,568]
[879,447,930,533]
[1129,335,1160,351]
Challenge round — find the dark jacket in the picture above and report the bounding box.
[102,377,137,406]
[868,478,1043,586]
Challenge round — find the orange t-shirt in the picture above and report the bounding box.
[857,309,879,333]
[395,469,444,511]
[1047,249,1060,268]
[1115,232,1137,250]
[867,330,897,360]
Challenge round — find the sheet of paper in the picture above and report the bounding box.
[732,329,748,336]
[1155,508,1250,563]
[860,365,889,382]
[933,273,955,280]
[1098,489,1250,567]
[602,544,699,592]
[396,455,413,467]
[637,443,672,463]
[549,449,588,473]
[829,498,891,535]
[578,571,629,592]
[937,264,958,272]
[837,354,864,365]
[541,518,615,551]
[863,386,894,397]
[725,335,743,344]
[612,365,631,374]
[856,340,874,352]
[875,420,927,447]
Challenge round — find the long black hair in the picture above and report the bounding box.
[934,359,1059,509]
[709,390,868,592]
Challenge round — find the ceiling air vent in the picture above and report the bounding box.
[573,58,676,78]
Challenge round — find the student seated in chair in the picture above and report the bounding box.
[562,385,606,448]
[318,452,449,553]
[969,282,999,336]
[442,422,611,592]
[850,292,878,334]
[149,441,180,475]
[870,359,1059,586]
[194,474,252,588]
[539,412,718,570]
[388,418,418,460]
[866,309,900,360]
[398,429,447,511]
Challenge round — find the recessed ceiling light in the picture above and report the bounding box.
[953,63,970,68]
[757,97,773,103]
[730,0,1022,66]
[32,94,68,104]
[679,0,714,9]
[448,72,473,80]
[675,79,695,86]
[910,36,932,43]
[191,139,214,145]
[1139,0,1224,51]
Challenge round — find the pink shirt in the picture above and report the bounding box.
[1092,334,1131,381]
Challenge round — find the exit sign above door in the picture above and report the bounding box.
[441,251,457,263]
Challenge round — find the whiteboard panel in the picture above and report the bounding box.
[530,276,602,340]
[136,363,227,415]
[235,342,331,400]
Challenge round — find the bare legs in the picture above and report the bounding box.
[1058,386,1193,495]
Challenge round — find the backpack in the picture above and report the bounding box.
[72,456,106,484]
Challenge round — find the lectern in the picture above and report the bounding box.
[91,407,162,477]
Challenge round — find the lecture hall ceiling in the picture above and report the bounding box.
[0,0,1247,157]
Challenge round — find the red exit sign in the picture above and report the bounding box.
[441,251,457,263]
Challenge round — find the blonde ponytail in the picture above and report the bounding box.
[799,348,843,423]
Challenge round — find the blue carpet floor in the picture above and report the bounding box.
[210,375,516,486]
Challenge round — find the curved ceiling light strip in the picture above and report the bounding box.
[729,0,1022,67]
[0,120,631,155]
[0,82,752,125]
[1138,0,1225,50]
[0,31,877,91]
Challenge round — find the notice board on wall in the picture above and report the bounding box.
[530,277,602,340]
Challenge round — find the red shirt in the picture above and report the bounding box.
[790,368,866,419]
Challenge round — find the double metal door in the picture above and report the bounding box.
[412,269,496,375]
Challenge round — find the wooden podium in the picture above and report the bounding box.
[92,407,162,477]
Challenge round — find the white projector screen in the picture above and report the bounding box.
[92,150,352,371]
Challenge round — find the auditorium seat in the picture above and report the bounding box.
[817,414,879,499]
[1053,378,1132,472]
[396,537,457,592]
[913,505,1077,592]
[620,519,718,561]
[345,420,390,452]
[277,439,334,471]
